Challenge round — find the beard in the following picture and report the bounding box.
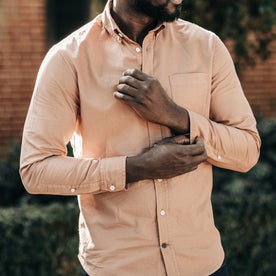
[134,0,182,22]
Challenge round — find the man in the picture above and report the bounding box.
[20,0,260,275]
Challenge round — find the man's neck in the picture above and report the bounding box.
[111,0,158,45]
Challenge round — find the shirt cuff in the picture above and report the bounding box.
[187,109,222,162]
[99,156,127,193]
[187,109,200,144]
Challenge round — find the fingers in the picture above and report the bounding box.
[116,71,144,100]
[119,75,143,89]
[123,69,147,81]
[114,91,137,103]
[115,69,153,102]
[187,142,206,156]
[189,151,207,164]
[154,137,206,159]
[117,83,137,97]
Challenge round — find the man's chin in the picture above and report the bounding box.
[160,8,181,22]
[134,0,181,22]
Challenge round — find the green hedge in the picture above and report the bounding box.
[0,195,275,275]
[0,201,81,276]
[213,193,276,276]
[0,143,74,207]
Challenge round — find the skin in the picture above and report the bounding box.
[112,0,207,184]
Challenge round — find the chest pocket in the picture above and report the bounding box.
[169,73,210,116]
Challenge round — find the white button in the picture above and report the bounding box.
[157,179,163,182]
[135,47,141,52]
[70,188,76,193]
[160,210,166,216]
[110,185,115,191]
[218,155,222,160]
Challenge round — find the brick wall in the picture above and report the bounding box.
[242,41,276,118]
[0,0,46,156]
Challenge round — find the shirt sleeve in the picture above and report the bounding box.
[188,34,261,172]
[20,47,127,195]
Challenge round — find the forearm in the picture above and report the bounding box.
[188,110,260,172]
[20,153,127,195]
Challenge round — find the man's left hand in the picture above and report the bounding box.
[114,69,179,127]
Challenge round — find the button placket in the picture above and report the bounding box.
[142,33,170,251]
[154,179,169,250]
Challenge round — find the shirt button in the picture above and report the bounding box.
[218,155,222,160]
[70,188,76,193]
[157,179,163,182]
[161,243,167,248]
[110,185,115,191]
[160,210,166,216]
[135,47,141,52]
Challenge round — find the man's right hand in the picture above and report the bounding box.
[126,136,207,184]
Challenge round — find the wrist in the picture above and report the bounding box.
[126,155,147,184]
[164,103,190,135]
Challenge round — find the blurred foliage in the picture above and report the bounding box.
[0,202,81,276]
[91,0,276,71]
[0,144,25,206]
[181,0,276,71]
[0,143,74,207]
[213,193,276,276]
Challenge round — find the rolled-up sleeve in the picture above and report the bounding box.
[188,34,261,172]
[20,47,126,195]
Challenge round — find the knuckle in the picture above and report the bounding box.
[148,81,154,89]
[125,76,132,82]
[118,83,125,90]
[130,68,137,75]
[147,81,156,91]
[122,84,129,90]
[120,83,128,90]
[142,83,149,92]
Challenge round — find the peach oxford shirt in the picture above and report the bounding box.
[20,1,260,275]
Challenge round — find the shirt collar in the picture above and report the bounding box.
[102,0,166,41]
